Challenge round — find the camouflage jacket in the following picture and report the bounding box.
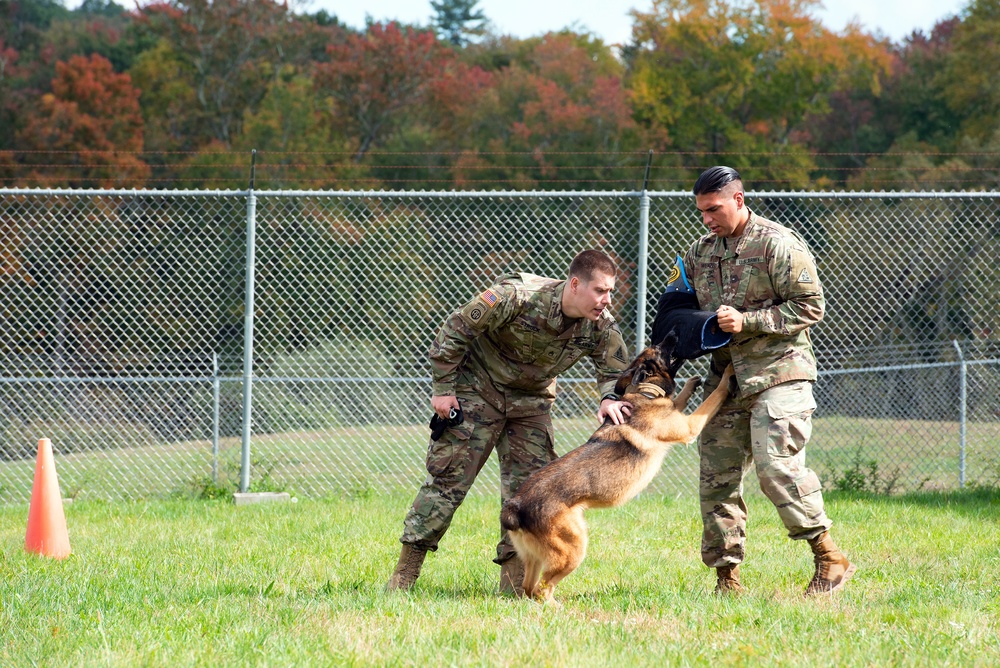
[683,210,824,397]
[429,273,630,416]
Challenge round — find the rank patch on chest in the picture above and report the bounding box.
[797,269,813,283]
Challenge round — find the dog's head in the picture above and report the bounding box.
[612,330,686,396]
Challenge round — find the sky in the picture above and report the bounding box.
[320,0,969,45]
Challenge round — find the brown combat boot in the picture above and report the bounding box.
[714,563,746,595]
[804,531,856,596]
[499,556,525,596]
[386,544,428,592]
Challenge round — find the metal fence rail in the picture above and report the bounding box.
[2,188,999,502]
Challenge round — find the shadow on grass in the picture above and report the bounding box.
[827,486,1000,520]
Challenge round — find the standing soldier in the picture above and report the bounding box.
[386,250,632,594]
[678,166,856,596]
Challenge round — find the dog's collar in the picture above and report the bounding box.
[633,382,667,399]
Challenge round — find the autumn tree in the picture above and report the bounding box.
[16,53,148,186]
[802,18,960,187]
[315,22,453,162]
[627,0,890,187]
[441,32,642,189]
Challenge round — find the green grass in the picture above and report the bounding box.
[2,490,998,666]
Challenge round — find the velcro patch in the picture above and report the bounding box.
[737,256,764,265]
[612,344,628,365]
[797,269,813,283]
[603,330,629,371]
[481,289,500,307]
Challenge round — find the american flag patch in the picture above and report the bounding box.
[481,289,500,307]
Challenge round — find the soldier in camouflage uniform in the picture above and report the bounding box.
[683,166,856,596]
[386,250,632,594]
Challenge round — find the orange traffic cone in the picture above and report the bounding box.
[25,438,71,559]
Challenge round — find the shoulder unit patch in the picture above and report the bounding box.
[797,268,813,284]
[612,344,628,365]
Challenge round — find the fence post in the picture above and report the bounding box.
[952,340,967,488]
[212,351,220,485]
[634,151,653,353]
[240,151,258,493]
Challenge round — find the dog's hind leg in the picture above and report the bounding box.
[522,556,543,599]
[537,508,589,605]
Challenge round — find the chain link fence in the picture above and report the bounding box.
[2,189,999,502]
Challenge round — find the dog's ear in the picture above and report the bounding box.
[667,355,686,378]
[613,365,637,395]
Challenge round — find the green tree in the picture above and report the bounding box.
[941,0,1000,143]
[134,0,299,147]
[431,0,487,46]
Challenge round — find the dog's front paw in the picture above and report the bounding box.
[684,376,703,392]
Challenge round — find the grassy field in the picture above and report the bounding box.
[2,414,998,503]
[2,489,998,666]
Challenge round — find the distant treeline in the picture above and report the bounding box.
[0,0,998,190]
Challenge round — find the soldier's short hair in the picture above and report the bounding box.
[569,250,617,282]
[693,166,743,195]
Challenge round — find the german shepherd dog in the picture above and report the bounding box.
[500,333,735,604]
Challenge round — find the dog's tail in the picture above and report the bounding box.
[500,497,522,532]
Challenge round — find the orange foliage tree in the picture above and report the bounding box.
[16,53,148,187]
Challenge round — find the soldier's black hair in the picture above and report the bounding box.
[569,249,616,282]
[693,166,743,195]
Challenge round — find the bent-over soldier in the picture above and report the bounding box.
[386,250,632,594]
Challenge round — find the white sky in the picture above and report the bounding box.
[318,0,969,45]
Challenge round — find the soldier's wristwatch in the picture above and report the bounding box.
[601,393,620,403]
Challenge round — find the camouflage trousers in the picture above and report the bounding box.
[699,378,832,568]
[400,385,556,564]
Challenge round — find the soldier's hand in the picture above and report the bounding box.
[431,395,460,419]
[716,305,744,333]
[598,399,633,425]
